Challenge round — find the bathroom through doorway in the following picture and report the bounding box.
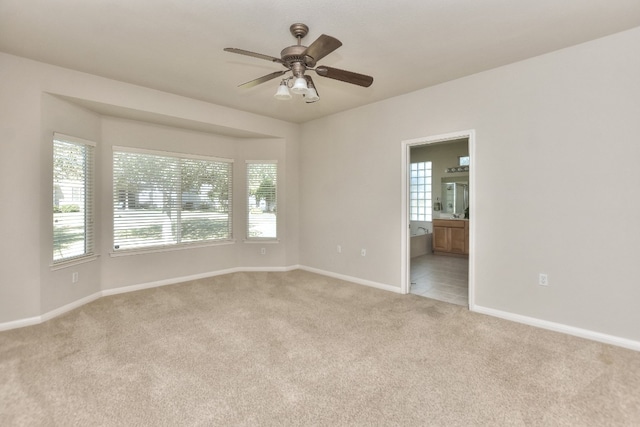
[401,130,475,308]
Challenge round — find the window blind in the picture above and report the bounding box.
[53,133,95,263]
[113,147,233,251]
[246,161,277,239]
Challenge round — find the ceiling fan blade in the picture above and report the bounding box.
[238,71,287,89]
[315,66,374,87]
[303,34,342,63]
[224,48,283,64]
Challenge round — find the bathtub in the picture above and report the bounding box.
[411,232,432,258]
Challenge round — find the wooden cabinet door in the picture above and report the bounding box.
[433,226,448,252]
[449,227,466,253]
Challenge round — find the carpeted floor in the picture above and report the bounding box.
[1,270,639,426]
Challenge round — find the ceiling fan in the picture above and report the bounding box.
[224,23,373,103]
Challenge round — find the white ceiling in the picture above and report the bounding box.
[2,0,640,124]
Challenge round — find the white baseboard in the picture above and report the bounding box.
[0,265,304,331]
[0,292,102,332]
[40,292,103,322]
[101,267,241,297]
[3,268,638,352]
[298,265,402,294]
[0,315,42,331]
[234,265,300,273]
[472,305,640,352]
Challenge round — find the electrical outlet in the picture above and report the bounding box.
[72,272,79,283]
[260,248,266,255]
[361,249,366,257]
[539,273,548,286]
[337,245,342,253]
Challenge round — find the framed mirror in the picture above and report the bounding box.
[441,177,468,215]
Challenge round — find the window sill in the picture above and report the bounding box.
[243,239,279,244]
[110,239,236,257]
[50,254,99,271]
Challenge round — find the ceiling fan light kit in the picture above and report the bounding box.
[304,77,320,103]
[274,80,293,100]
[291,77,308,94]
[224,23,373,104]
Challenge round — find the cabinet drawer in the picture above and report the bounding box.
[433,219,466,228]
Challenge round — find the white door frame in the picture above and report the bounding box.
[400,129,476,310]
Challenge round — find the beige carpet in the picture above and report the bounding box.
[1,270,639,426]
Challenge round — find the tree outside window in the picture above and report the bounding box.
[247,162,277,239]
[53,135,95,263]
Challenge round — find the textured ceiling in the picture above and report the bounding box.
[2,0,640,124]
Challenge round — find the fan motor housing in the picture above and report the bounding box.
[280,45,315,68]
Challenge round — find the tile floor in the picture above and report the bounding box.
[410,253,469,306]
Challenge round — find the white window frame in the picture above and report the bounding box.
[52,133,96,266]
[246,161,278,241]
[112,146,234,253]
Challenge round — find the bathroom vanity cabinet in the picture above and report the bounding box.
[432,219,469,256]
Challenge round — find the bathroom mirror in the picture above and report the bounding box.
[441,177,469,215]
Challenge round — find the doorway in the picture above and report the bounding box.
[400,130,475,309]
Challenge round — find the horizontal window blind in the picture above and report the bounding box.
[246,161,277,239]
[53,133,95,263]
[113,148,233,251]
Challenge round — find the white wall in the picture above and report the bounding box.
[299,27,640,342]
[1,57,45,322]
[0,53,300,324]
